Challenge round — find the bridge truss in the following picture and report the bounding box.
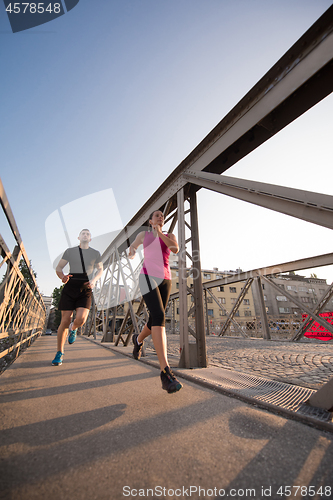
[87,6,333,368]
[0,179,46,370]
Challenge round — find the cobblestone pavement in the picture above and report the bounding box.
[163,335,333,390]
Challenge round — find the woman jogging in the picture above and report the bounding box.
[128,210,182,393]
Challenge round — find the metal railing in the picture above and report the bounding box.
[0,178,46,372]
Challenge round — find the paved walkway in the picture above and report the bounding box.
[165,335,333,390]
[1,335,333,500]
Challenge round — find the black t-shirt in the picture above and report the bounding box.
[62,246,102,279]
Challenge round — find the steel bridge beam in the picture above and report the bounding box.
[182,172,333,230]
[101,7,333,263]
[169,252,333,302]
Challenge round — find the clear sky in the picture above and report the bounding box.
[1,0,332,296]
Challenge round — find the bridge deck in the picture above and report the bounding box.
[1,336,333,500]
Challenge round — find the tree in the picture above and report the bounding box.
[52,285,64,328]
[19,258,37,291]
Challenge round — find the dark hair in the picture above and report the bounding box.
[148,211,165,232]
[79,228,91,235]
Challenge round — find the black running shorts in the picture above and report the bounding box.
[58,277,92,311]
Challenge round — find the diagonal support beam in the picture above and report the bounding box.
[183,172,333,230]
[291,282,333,341]
[219,279,253,337]
[262,276,333,337]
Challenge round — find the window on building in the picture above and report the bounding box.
[176,282,179,289]
[276,296,287,301]
[207,309,214,317]
[301,296,311,303]
[319,289,326,295]
[244,310,252,317]
[203,273,211,280]
[279,307,291,313]
[219,310,227,316]
[234,311,240,317]
[219,286,224,292]
[298,286,307,292]
[287,285,297,292]
[264,295,267,301]
[231,298,237,305]
[229,287,237,293]
[243,299,250,305]
[219,297,226,304]
[207,297,213,303]
[177,308,179,314]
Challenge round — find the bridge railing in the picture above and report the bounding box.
[0,178,46,373]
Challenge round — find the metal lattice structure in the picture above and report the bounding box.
[0,179,46,368]
[87,7,333,368]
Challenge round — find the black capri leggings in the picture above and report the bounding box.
[139,274,172,329]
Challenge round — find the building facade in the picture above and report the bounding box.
[168,260,256,333]
[255,273,333,318]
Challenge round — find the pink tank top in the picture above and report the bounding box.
[140,231,171,280]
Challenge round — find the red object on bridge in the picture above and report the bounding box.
[303,312,333,341]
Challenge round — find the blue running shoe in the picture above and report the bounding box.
[68,322,77,344]
[52,351,63,366]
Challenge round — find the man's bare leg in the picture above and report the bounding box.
[57,310,73,352]
[70,307,90,331]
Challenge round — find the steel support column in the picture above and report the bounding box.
[177,187,207,368]
[177,188,190,367]
[189,187,207,367]
[253,276,271,340]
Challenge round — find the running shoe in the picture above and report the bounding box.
[160,366,182,393]
[132,333,143,360]
[52,351,63,366]
[68,322,77,344]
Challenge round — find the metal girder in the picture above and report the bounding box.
[100,7,333,265]
[262,275,333,336]
[0,178,45,361]
[182,172,333,230]
[253,277,271,340]
[185,8,333,176]
[177,188,190,368]
[189,187,207,367]
[291,282,333,341]
[169,252,333,302]
[177,187,207,368]
[0,179,43,297]
[205,287,247,338]
[219,279,253,337]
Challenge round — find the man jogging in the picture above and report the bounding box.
[52,229,103,366]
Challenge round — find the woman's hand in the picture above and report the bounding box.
[153,223,163,236]
[128,245,136,259]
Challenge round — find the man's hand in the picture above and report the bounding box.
[62,274,72,284]
[84,281,92,289]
